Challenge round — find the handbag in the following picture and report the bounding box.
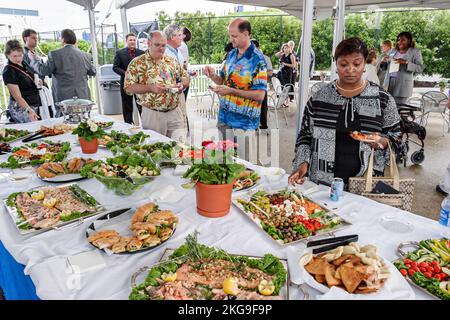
[348,142,415,211]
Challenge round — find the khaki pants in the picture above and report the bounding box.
[141,107,187,141]
[217,123,257,164]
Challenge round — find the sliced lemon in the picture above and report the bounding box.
[222,277,240,296]
[161,272,177,282]
[258,279,275,296]
[43,198,57,208]
[31,190,45,200]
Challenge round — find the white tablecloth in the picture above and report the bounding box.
[0,116,447,300]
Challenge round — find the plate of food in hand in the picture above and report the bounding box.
[349,131,380,143]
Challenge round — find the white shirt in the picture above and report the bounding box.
[363,64,380,85]
[164,44,185,66]
[179,41,189,65]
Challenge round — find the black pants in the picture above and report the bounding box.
[183,86,189,101]
[259,92,268,129]
[120,90,141,124]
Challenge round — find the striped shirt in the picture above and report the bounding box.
[293,81,401,186]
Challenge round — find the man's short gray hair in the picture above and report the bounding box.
[163,24,181,40]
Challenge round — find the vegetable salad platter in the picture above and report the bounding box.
[129,233,289,300]
[86,202,178,254]
[394,238,450,300]
[0,128,32,143]
[233,189,350,245]
[80,147,160,195]
[4,183,104,236]
[0,141,71,169]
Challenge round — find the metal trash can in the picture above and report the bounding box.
[99,64,122,115]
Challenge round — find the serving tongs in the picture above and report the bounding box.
[307,234,358,254]
[22,129,46,143]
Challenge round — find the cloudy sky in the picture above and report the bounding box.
[0,0,263,37]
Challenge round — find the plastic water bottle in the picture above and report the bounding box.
[439,196,450,227]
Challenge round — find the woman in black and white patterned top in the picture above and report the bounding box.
[289,38,401,188]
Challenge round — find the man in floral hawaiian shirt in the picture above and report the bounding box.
[124,31,189,139]
[204,18,267,162]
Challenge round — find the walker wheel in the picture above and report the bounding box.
[411,150,425,165]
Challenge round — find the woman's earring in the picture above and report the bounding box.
[364,69,366,72]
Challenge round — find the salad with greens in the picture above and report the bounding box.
[394,238,450,300]
[235,189,345,245]
[80,147,160,195]
[0,141,71,169]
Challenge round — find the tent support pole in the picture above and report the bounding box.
[121,7,129,40]
[88,7,102,114]
[330,0,345,81]
[296,0,315,136]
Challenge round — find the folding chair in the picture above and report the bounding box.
[417,91,449,133]
[271,77,294,112]
[267,85,290,129]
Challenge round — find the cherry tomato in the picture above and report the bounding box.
[404,259,413,264]
[431,261,439,266]
[410,262,418,268]
[419,262,428,268]
[408,269,416,276]
[400,269,408,276]
[439,273,448,280]
[405,263,411,269]
[420,267,427,273]
[427,266,434,273]
[434,266,442,273]
[423,272,432,278]
[434,274,441,281]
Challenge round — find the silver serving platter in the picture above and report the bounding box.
[38,173,87,183]
[3,183,105,237]
[232,188,352,246]
[85,207,177,255]
[393,241,443,300]
[131,248,290,300]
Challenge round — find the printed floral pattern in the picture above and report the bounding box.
[124,52,188,112]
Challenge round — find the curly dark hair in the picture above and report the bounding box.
[334,37,369,61]
[4,39,23,57]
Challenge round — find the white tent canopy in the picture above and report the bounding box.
[115,0,450,132]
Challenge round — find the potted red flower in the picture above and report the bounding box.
[183,140,245,217]
[72,119,106,154]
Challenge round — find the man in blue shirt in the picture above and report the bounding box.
[204,18,267,135]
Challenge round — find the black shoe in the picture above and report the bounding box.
[436,185,449,196]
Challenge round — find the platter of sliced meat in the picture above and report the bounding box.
[4,183,104,236]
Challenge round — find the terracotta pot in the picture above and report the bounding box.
[195,181,234,218]
[79,137,98,154]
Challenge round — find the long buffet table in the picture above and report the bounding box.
[0,116,447,300]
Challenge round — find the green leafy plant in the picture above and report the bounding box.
[182,140,245,185]
[72,119,106,142]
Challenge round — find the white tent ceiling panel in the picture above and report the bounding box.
[66,0,101,10]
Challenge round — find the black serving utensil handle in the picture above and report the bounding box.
[312,238,358,254]
[22,129,45,143]
[307,234,359,248]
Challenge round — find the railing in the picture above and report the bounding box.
[0,64,222,111]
